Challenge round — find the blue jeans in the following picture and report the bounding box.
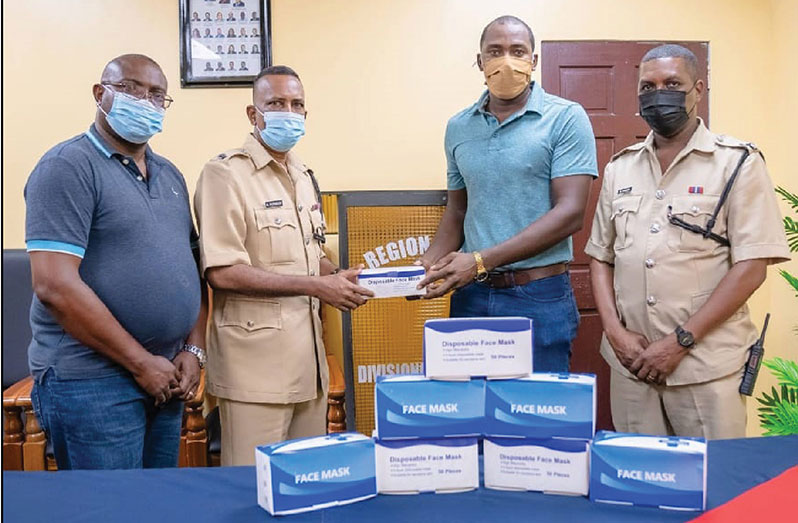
[31,369,183,470]
[449,272,579,372]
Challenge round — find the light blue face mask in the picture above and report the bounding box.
[97,89,165,144]
[256,110,306,152]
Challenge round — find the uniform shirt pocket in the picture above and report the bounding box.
[667,195,723,252]
[220,297,282,332]
[254,208,300,265]
[610,194,642,251]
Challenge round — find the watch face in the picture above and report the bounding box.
[678,330,695,348]
[475,271,489,282]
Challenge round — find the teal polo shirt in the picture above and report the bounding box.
[445,83,598,271]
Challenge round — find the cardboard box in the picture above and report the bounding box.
[374,376,485,440]
[255,432,376,516]
[374,437,479,494]
[590,431,707,511]
[423,317,533,380]
[484,437,590,496]
[484,373,596,440]
[357,266,426,298]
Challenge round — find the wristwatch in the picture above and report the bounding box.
[674,326,695,349]
[181,343,207,369]
[473,251,489,282]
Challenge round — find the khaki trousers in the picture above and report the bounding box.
[218,389,327,466]
[610,368,746,440]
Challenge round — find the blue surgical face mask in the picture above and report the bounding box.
[256,110,305,152]
[97,89,164,144]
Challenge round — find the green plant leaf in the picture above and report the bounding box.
[760,400,798,436]
[784,217,798,252]
[776,186,798,212]
[763,358,798,389]
[780,270,798,297]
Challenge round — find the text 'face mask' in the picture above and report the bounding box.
[97,90,164,144]
[638,84,697,138]
[256,110,306,152]
[483,56,533,100]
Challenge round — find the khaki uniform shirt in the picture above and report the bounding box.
[194,134,329,403]
[586,120,790,385]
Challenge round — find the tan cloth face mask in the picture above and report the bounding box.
[483,56,533,100]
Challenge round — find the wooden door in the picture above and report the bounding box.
[541,41,709,430]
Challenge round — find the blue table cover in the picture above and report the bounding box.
[4,435,797,522]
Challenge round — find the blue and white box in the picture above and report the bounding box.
[374,376,485,440]
[374,437,479,494]
[423,317,533,380]
[255,432,377,516]
[484,373,596,440]
[484,437,590,496]
[590,431,707,511]
[357,266,426,298]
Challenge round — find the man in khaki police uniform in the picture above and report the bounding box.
[194,65,373,465]
[586,45,790,439]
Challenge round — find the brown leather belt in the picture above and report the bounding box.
[483,263,569,289]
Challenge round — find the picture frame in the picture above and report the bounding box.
[179,0,272,88]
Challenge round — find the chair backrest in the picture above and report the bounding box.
[2,249,33,388]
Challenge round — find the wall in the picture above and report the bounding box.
[3,0,795,435]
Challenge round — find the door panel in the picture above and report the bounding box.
[542,41,709,431]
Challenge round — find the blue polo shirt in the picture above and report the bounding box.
[445,83,598,270]
[24,125,202,381]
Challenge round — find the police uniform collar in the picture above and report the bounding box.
[473,82,543,116]
[242,132,307,174]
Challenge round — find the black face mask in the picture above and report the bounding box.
[638,84,696,137]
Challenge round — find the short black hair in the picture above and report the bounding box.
[254,65,301,84]
[641,44,698,81]
[480,16,535,52]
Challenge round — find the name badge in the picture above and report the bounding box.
[264,199,283,208]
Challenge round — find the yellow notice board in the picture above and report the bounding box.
[339,192,449,435]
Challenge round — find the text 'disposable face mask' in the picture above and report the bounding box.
[97,90,164,144]
[256,110,306,152]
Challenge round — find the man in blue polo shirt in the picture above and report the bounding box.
[24,54,207,469]
[419,16,598,372]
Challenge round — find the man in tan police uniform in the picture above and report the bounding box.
[194,65,373,465]
[586,45,790,439]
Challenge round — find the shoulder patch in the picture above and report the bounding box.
[715,134,759,152]
[211,148,248,162]
[609,142,646,162]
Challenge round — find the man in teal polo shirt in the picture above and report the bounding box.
[419,16,598,371]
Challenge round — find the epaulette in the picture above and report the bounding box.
[609,141,646,162]
[715,135,763,160]
[211,148,248,162]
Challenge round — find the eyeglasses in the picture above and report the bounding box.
[102,81,174,109]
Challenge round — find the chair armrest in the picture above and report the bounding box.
[3,376,33,410]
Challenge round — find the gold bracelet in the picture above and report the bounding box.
[473,251,489,282]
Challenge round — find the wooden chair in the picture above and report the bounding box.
[2,248,348,471]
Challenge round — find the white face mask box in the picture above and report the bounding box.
[374,376,485,440]
[255,432,377,516]
[590,431,707,511]
[484,437,590,496]
[423,317,533,380]
[374,436,479,494]
[357,266,426,298]
[484,373,596,440]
